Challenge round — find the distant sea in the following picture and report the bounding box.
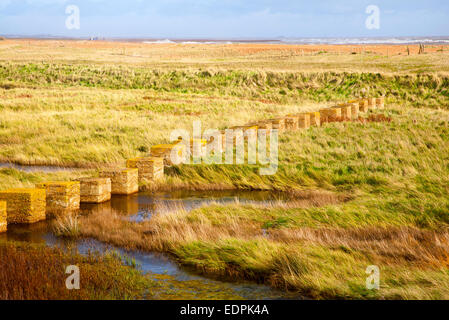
[141,37,449,45]
[4,34,449,45]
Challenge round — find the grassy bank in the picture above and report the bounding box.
[1,63,448,107]
[0,168,95,190]
[0,68,448,167]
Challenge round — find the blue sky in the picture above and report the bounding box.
[0,0,448,38]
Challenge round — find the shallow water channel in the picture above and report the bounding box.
[1,189,299,300]
[0,162,84,172]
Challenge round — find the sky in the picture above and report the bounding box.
[0,0,448,38]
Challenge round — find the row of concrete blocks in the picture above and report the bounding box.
[247,97,385,133]
[141,97,385,166]
[148,140,204,166]
[0,159,166,232]
[0,97,384,232]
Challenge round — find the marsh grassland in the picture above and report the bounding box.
[1,40,449,299]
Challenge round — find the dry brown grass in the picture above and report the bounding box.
[67,199,449,299]
[0,241,154,300]
[73,191,449,270]
[74,190,342,250]
[1,39,449,74]
[52,212,80,238]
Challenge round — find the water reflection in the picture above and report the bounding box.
[0,162,82,173]
[80,190,288,222]
[0,190,298,300]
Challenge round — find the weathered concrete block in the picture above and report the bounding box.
[358,99,369,113]
[229,125,259,140]
[308,112,321,127]
[256,121,273,131]
[188,138,208,158]
[99,168,139,195]
[297,113,311,129]
[376,97,385,109]
[126,157,164,183]
[0,189,46,224]
[269,118,286,131]
[233,125,258,143]
[285,117,299,130]
[338,105,352,119]
[35,181,80,217]
[349,102,359,118]
[320,108,342,123]
[367,98,376,109]
[150,143,186,166]
[0,201,6,233]
[78,178,111,203]
[232,124,258,131]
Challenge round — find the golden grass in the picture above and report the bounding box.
[52,212,80,238]
[0,86,326,167]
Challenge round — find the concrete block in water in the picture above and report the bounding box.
[229,125,259,136]
[99,168,139,195]
[232,124,258,131]
[35,181,80,217]
[126,157,164,183]
[256,121,273,131]
[0,189,46,224]
[78,178,111,203]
